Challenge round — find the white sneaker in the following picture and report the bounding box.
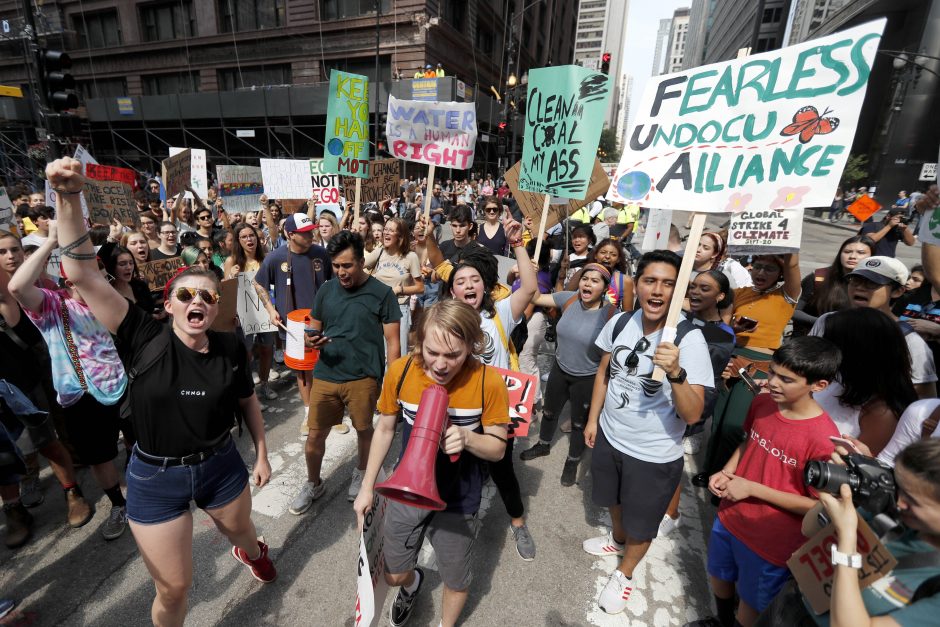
[289,481,325,515]
[598,570,633,614]
[348,468,364,502]
[582,531,625,556]
[258,384,278,401]
[658,513,680,537]
[274,349,284,363]
[268,370,281,381]
[252,372,261,385]
[683,432,703,455]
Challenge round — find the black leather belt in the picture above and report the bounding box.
[134,435,232,468]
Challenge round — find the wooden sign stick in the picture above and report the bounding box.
[532,194,551,264]
[353,177,362,226]
[422,164,436,223]
[652,211,706,382]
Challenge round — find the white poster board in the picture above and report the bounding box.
[354,471,389,627]
[216,165,263,214]
[727,208,804,255]
[310,159,342,217]
[386,96,478,169]
[236,271,277,335]
[261,158,312,200]
[641,208,673,251]
[607,20,885,212]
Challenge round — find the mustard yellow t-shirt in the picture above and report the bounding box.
[378,356,509,513]
[732,285,797,350]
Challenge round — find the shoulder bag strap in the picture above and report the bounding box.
[58,297,88,392]
[0,313,28,350]
[395,355,414,399]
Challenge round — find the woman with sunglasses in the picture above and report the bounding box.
[477,197,508,256]
[46,157,275,626]
[364,217,424,351]
[521,263,616,486]
[224,224,278,402]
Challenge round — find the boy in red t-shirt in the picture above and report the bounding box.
[695,336,842,627]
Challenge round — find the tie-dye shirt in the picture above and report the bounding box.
[25,289,127,407]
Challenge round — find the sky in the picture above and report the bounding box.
[620,0,692,129]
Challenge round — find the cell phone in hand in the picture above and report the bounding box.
[738,368,761,394]
[737,316,758,331]
[304,328,322,337]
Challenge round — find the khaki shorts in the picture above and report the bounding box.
[307,377,379,431]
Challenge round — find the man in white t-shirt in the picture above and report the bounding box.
[809,255,937,398]
[582,250,714,615]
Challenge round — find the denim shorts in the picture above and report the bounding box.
[125,437,249,525]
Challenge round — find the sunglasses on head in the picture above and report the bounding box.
[172,286,220,304]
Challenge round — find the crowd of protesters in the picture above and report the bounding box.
[2,156,940,627]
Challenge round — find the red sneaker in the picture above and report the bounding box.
[232,540,277,583]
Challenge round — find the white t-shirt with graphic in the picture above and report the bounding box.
[595,311,714,463]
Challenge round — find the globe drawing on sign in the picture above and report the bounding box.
[616,170,652,201]
[327,138,345,157]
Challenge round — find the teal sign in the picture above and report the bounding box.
[323,70,370,178]
[519,65,611,199]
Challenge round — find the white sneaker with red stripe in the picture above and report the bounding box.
[598,570,633,614]
[582,531,625,556]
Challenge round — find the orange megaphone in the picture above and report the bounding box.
[376,384,458,511]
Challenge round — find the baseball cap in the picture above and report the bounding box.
[848,256,910,286]
[284,213,315,233]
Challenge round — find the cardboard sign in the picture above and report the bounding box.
[310,158,342,215]
[504,159,610,231]
[726,208,803,255]
[161,149,191,200]
[344,159,401,205]
[169,147,208,198]
[260,158,312,200]
[493,367,538,438]
[641,208,674,251]
[607,20,885,211]
[85,163,138,191]
[846,195,881,222]
[210,278,238,332]
[85,180,140,228]
[324,71,370,178]
[237,271,277,335]
[788,516,896,615]
[386,95,477,169]
[354,472,390,627]
[139,257,185,292]
[520,65,611,199]
[216,165,264,214]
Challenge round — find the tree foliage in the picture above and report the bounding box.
[596,127,621,162]
[841,153,869,187]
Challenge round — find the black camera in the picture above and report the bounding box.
[804,453,897,516]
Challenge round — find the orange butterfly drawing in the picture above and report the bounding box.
[779,106,840,144]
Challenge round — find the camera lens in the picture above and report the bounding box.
[804,460,855,495]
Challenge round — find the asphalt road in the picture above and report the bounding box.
[0,216,924,627]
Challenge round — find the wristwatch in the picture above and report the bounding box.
[830,545,863,569]
[666,368,687,384]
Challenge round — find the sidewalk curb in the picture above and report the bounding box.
[804,215,860,233]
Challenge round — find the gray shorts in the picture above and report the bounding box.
[383,499,476,591]
[591,425,683,542]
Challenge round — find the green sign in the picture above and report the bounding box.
[324,70,370,178]
[519,65,611,199]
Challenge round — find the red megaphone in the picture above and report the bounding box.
[376,384,459,511]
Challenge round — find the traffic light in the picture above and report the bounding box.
[497,120,508,133]
[601,52,611,75]
[41,50,78,111]
[377,112,389,156]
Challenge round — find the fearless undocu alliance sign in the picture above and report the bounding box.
[607,19,885,212]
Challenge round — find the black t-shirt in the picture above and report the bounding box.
[438,239,487,264]
[116,303,252,457]
[859,221,902,257]
[0,306,46,391]
[150,247,181,261]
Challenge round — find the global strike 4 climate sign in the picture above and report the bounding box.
[607,20,885,212]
